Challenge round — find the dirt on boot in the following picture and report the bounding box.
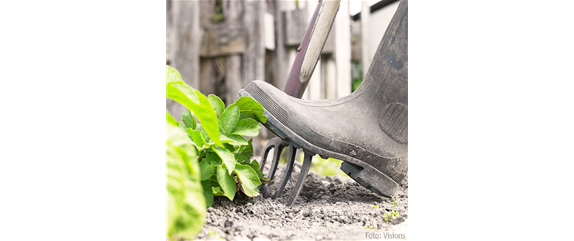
[196,162,408,241]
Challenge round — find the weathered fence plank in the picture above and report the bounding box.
[322,55,337,99]
[284,9,308,46]
[200,24,246,57]
[223,0,243,105]
[167,0,201,120]
[334,0,352,98]
[242,0,266,86]
[274,0,287,90]
[361,1,371,76]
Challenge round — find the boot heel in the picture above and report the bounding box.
[340,162,400,197]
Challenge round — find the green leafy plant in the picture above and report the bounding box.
[368,204,378,209]
[182,94,267,207]
[166,65,267,239]
[383,211,400,222]
[168,68,267,208]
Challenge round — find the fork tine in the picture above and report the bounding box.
[286,150,314,207]
[272,144,297,199]
[260,141,275,172]
[268,140,289,180]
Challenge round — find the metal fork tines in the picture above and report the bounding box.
[261,139,315,207]
[260,137,289,180]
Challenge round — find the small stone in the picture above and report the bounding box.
[392,216,406,225]
[224,220,233,228]
[321,195,330,200]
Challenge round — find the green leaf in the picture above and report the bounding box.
[248,160,264,179]
[167,118,197,167]
[216,166,236,201]
[195,124,212,144]
[219,135,237,144]
[182,109,197,130]
[234,164,262,197]
[167,65,184,83]
[166,66,221,146]
[223,143,236,152]
[235,96,267,123]
[198,160,215,181]
[166,111,179,126]
[174,180,207,236]
[231,119,261,137]
[205,151,222,165]
[166,111,205,239]
[247,159,260,172]
[186,129,207,148]
[235,139,253,164]
[178,121,187,131]
[225,134,248,146]
[166,66,199,104]
[212,186,224,196]
[166,145,182,234]
[235,154,249,164]
[209,177,220,187]
[220,135,248,146]
[219,103,239,135]
[201,180,214,207]
[212,145,236,174]
[255,169,264,180]
[208,94,225,117]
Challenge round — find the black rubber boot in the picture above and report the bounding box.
[240,0,408,197]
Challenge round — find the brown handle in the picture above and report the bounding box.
[284,0,340,98]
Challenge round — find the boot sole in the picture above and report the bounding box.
[239,89,401,197]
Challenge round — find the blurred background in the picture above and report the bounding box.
[166,0,400,173]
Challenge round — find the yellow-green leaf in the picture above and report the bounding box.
[212,145,236,175]
[219,103,239,136]
[232,119,261,137]
[208,94,225,117]
[234,164,262,197]
[216,166,236,201]
[166,66,221,146]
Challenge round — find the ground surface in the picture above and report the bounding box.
[196,159,408,241]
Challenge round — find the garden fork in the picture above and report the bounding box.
[257,0,341,206]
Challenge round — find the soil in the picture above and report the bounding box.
[196,160,408,241]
